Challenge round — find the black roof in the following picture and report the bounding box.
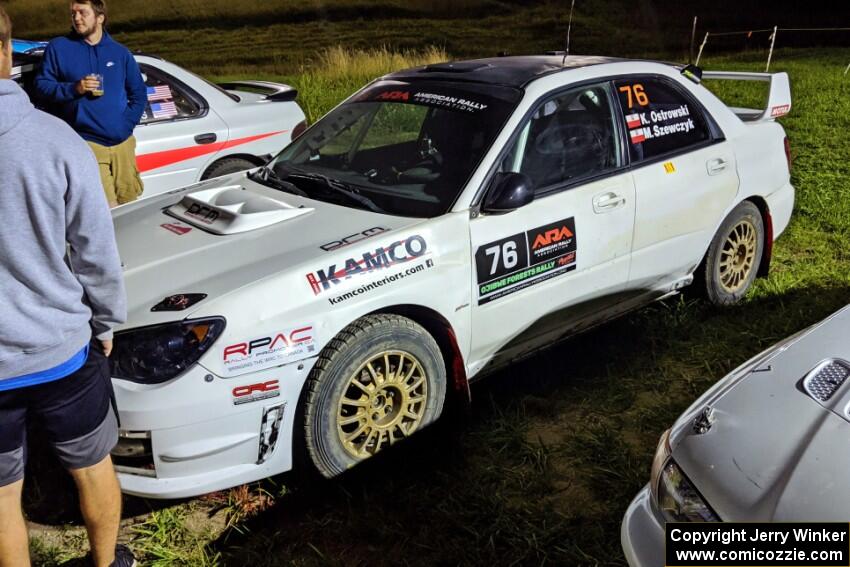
[383,54,630,88]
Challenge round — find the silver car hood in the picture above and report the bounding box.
[670,305,850,521]
[112,172,417,328]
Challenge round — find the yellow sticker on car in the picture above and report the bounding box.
[663,161,676,174]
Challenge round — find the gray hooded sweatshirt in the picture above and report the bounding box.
[0,79,126,382]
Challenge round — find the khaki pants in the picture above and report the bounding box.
[87,136,144,207]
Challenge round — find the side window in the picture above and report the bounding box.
[614,77,710,162]
[501,83,621,192]
[140,66,202,125]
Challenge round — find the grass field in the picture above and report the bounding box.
[6,1,850,565]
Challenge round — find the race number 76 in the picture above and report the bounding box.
[619,84,649,108]
[485,241,519,275]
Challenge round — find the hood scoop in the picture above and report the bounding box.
[166,185,312,235]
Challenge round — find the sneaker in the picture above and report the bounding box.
[110,544,138,567]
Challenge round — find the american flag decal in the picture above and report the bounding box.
[625,113,641,128]
[151,101,178,119]
[147,85,173,102]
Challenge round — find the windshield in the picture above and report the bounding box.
[268,80,521,217]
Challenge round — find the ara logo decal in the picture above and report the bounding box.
[375,90,410,101]
[531,226,574,250]
[232,380,280,405]
[528,218,576,263]
[306,235,428,295]
[222,326,316,375]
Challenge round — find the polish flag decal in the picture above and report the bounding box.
[625,113,642,128]
[630,128,647,144]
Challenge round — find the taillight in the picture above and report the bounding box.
[783,136,792,173]
[291,120,307,140]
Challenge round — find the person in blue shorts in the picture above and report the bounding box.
[0,8,135,567]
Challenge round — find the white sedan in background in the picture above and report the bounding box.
[12,47,306,198]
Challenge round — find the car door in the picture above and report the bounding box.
[467,82,636,373]
[133,64,228,198]
[613,76,740,288]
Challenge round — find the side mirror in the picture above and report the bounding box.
[482,172,534,214]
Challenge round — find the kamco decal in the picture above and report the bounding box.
[475,217,577,305]
[306,235,428,295]
[320,227,388,252]
[232,380,280,405]
[222,325,316,375]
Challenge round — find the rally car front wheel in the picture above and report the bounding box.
[303,314,446,478]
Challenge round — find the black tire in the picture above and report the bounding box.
[303,314,446,478]
[201,157,257,180]
[701,201,764,306]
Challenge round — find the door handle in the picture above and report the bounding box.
[593,191,626,213]
[194,133,217,145]
[706,158,728,175]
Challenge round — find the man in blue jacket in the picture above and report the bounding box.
[34,0,147,207]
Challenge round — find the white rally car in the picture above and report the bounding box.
[106,54,795,498]
[12,48,306,198]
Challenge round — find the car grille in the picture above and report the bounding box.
[804,360,850,402]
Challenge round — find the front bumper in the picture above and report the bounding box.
[621,485,665,567]
[112,357,316,499]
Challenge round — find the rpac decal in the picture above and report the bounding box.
[222,325,316,375]
[475,217,577,305]
[160,222,192,235]
[306,235,428,295]
[232,380,280,406]
[320,227,388,252]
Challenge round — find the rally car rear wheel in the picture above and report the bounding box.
[701,201,764,306]
[303,314,446,478]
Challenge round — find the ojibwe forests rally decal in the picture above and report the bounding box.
[221,325,316,376]
[475,218,577,305]
[618,83,696,144]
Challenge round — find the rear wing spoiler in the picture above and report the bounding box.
[217,80,298,102]
[700,71,791,122]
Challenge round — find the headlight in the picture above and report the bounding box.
[649,429,720,522]
[110,317,226,384]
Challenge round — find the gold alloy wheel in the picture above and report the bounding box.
[336,350,428,459]
[718,219,758,293]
